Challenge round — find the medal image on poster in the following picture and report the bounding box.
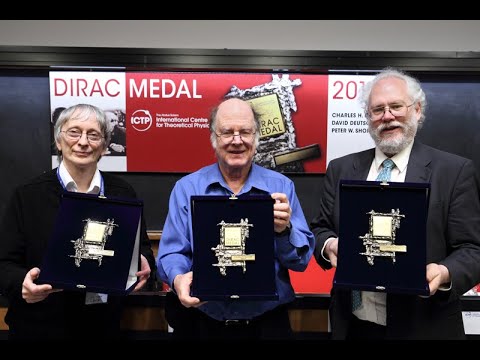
[226,75,321,173]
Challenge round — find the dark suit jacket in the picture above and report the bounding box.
[0,169,155,339]
[311,141,480,339]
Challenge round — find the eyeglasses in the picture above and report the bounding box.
[61,129,104,143]
[215,129,256,143]
[367,101,415,121]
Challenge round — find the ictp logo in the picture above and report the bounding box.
[130,109,152,131]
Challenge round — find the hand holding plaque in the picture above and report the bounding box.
[191,195,278,300]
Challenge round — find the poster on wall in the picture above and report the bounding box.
[326,74,375,164]
[50,71,375,174]
[50,72,127,171]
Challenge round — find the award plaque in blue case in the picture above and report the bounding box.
[190,194,278,301]
[334,180,430,296]
[37,192,143,295]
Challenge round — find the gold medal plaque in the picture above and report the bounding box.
[211,218,255,276]
[70,218,117,267]
[359,209,406,265]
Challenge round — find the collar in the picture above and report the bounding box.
[204,163,270,195]
[374,140,414,174]
[58,161,102,195]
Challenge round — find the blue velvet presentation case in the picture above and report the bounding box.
[190,195,278,301]
[37,192,143,295]
[334,180,430,296]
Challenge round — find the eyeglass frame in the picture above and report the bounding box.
[61,128,105,143]
[366,101,416,121]
[214,129,257,143]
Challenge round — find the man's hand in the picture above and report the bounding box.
[325,237,339,268]
[271,192,292,234]
[133,255,151,292]
[22,267,62,304]
[173,271,205,308]
[426,263,451,295]
[110,143,125,153]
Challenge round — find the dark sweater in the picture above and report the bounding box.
[0,169,155,339]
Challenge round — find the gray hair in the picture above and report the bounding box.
[54,103,111,163]
[360,68,427,129]
[208,96,261,149]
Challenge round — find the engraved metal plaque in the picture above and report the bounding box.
[212,218,255,276]
[336,180,430,296]
[70,218,117,267]
[246,93,286,138]
[191,195,277,300]
[225,74,320,173]
[359,209,406,265]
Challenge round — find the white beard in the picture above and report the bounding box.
[369,114,418,156]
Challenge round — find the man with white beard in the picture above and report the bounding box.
[311,68,480,340]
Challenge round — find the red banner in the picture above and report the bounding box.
[51,71,329,173]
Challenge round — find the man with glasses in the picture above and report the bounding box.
[157,97,314,340]
[311,68,480,339]
[0,103,155,340]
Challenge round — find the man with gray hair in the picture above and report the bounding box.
[0,103,155,340]
[157,97,314,340]
[311,68,480,339]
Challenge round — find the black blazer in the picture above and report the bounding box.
[0,169,156,339]
[311,141,480,339]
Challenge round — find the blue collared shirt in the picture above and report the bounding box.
[156,163,314,321]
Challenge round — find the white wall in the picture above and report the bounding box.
[0,20,479,52]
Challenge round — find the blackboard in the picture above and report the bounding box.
[1,69,480,231]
